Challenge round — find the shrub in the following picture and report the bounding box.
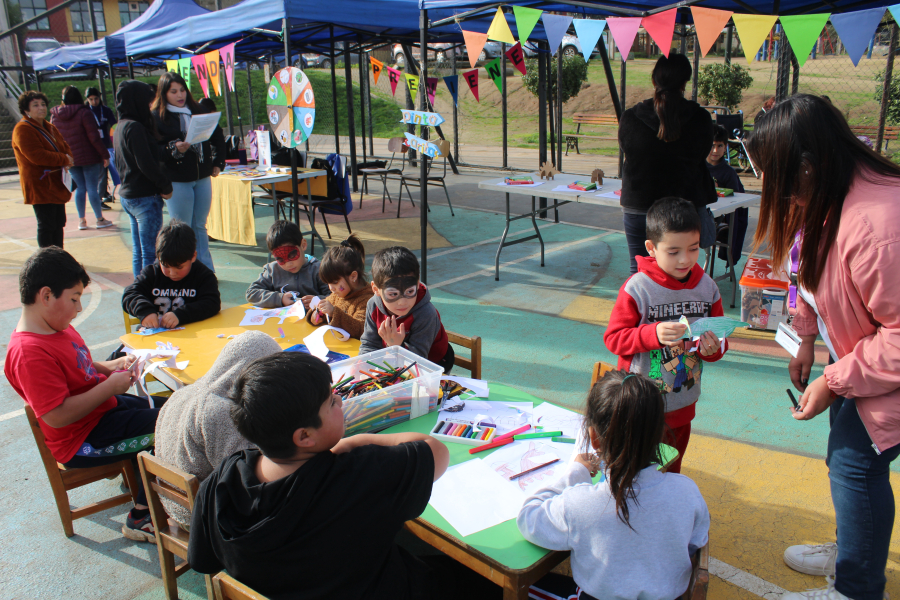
[697,63,753,112]
[522,55,589,104]
[874,69,900,126]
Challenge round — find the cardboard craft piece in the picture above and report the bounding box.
[539,161,560,180]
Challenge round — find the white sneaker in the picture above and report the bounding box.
[780,581,850,599]
[784,543,838,577]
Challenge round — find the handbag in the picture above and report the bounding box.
[698,205,716,249]
[26,119,76,191]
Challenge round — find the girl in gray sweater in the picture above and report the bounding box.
[517,371,709,600]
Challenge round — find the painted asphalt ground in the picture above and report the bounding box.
[0,172,898,599]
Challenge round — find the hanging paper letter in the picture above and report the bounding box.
[220,43,236,92]
[166,59,178,73]
[425,77,438,107]
[405,73,419,103]
[192,55,209,98]
[505,42,526,75]
[463,69,479,101]
[484,57,503,92]
[178,58,192,91]
[370,56,384,85]
[443,75,459,106]
[206,50,221,96]
[387,67,401,96]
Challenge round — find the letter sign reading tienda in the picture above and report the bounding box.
[400,110,445,127]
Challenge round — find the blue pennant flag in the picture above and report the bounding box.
[543,14,574,56]
[830,7,886,67]
[443,75,459,106]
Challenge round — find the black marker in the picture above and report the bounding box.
[787,389,802,412]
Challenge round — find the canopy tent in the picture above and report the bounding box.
[32,0,209,72]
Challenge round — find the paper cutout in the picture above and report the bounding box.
[441,376,489,398]
[691,7,734,58]
[487,7,516,44]
[830,8,886,67]
[732,14,778,64]
[369,56,384,85]
[606,17,642,60]
[641,9,677,57]
[533,402,584,439]
[461,30,489,69]
[178,58,192,91]
[404,132,442,157]
[512,6,543,43]
[425,77,439,107]
[135,326,186,336]
[779,15,830,68]
[463,69,479,101]
[572,19,607,62]
[302,325,350,360]
[206,50,221,96]
[165,59,178,73]
[192,54,209,98]
[400,110,445,127]
[443,75,459,106]
[506,42,526,74]
[239,302,306,327]
[484,57,503,92]
[679,315,749,339]
[220,43,236,91]
[542,13,573,55]
[387,67,401,96]
[404,73,419,103]
[488,441,571,494]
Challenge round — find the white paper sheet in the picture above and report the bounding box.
[485,440,570,495]
[440,375,489,398]
[302,325,350,359]
[532,403,584,438]
[428,459,525,537]
[595,191,620,199]
[496,181,544,188]
[240,303,306,327]
[436,401,532,436]
[183,112,221,144]
[551,185,582,193]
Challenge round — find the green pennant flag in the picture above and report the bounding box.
[779,13,830,68]
[178,58,192,91]
[512,6,543,43]
[484,57,503,92]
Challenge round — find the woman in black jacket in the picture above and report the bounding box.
[152,72,225,272]
[617,54,717,274]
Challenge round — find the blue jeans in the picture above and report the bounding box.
[120,195,164,277]
[166,178,214,271]
[69,163,105,220]
[622,212,649,275]
[828,395,900,599]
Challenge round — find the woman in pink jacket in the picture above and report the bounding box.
[749,94,900,600]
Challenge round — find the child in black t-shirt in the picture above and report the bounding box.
[707,125,747,262]
[188,352,451,600]
[122,220,221,329]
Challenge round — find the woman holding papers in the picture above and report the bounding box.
[153,72,225,272]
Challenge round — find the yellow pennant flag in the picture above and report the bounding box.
[165,59,178,73]
[404,73,419,103]
[486,7,516,44]
[206,49,221,96]
[732,14,778,64]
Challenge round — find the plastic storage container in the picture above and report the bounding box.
[739,257,791,330]
[331,346,443,435]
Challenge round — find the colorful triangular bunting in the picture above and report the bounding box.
[484,57,503,92]
[691,7,734,58]
[642,9,677,58]
[405,73,420,103]
[779,14,830,68]
[206,49,221,96]
[425,77,438,107]
[192,54,209,98]
[512,6,542,43]
[506,42,526,74]
[830,7,886,67]
[463,68,479,101]
[166,59,178,73]
[221,43,236,92]
[387,67,401,96]
[606,17,642,60]
[487,7,516,44]
[543,14,573,55]
[461,30,489,69]
[732,14,778,64]
[572,19,607,62]
[443,75,459,106]
[178,58,192,91]
[370,56,384,85]
[890,4,900,25]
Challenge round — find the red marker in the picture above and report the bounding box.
[495,424,531,441]
[468,436,514,455]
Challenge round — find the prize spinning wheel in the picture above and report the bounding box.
[266,66,315,147]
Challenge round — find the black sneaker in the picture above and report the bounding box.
[104,196,115,204]
[101,202,112,210]
[122,512,157,544]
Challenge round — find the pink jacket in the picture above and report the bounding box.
[792,170,900,452]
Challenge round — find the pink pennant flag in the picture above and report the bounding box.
[463,69,479,101]
[606,17,642,60]
[220,43,236,92]
[425,77,439,107]
[386,67,401,96]
[506,42,526,75]
[641,10,677,58]
[192,54,210,98]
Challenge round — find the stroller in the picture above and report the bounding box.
[715,113,760,179]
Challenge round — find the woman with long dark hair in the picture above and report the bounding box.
[152,72,225,272]
[617,54,717,274]
[748,94,900,600]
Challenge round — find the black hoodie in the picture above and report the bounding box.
[114,80,173,199]
[188,444,435,600]
[617,97,716,212]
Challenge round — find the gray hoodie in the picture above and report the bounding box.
[358,284,449,365]
[245,254,331,308]
[154,331,282,526]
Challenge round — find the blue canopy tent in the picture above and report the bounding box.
[32,0,209,72]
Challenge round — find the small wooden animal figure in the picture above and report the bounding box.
[539,161,560,180]
[591,168,604,184]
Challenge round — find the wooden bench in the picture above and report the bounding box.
[850,125,900,152]
[565,113,619,156]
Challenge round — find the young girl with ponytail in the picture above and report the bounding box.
[308,234,374,339]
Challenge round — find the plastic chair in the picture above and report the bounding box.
[446,331,482,379]
[211,572,271,600]
[23,404,138,537]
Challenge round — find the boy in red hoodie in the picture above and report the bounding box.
[604,197,728,472]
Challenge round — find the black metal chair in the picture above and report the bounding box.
[397,139,455,218]
[358,137,412,213]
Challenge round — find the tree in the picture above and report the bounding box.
[522,55,589,103]
[697,63,753,112]
[874,69,900,126]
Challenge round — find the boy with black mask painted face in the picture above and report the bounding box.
[358,246,454,373]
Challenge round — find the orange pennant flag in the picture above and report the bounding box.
[691,7,734,57]
[461,30,489,69]
[370,56,384,85]
[206,49,221,96]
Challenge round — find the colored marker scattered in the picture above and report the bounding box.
[509,458,559,480]
[278,327,285,339]
[514,431,562,440]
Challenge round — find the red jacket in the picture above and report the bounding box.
[50,104,107,167]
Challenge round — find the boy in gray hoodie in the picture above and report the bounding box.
[246,220,331,308]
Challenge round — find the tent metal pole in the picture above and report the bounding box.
[367,51,373,156]
[330,26,340,155]
[877,24,898,153]
[538,41,547,219]
[725,23,734,65]
[692,33,700,101]
[597,36,621,120]
[357,40,367,164]
[556,49,562,173]
[108,65,116,99]
[419,9,429,284]
[344,40,358,192]
[223,66,235,135]
[127,56,134,79]
[502,42,507,169]
[283,18,301,232]
[87,0,107,105]
[451,47,458,163]
[618,58,626,177]
[246,64,255,130]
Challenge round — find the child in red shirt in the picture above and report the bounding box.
[4,247,160,542]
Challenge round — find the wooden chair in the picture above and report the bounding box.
[137,451,214,600]
[23,404,138,537]
[681,542,710,600]
[589,361,616,389]
[211,572,270,600]
[446,331,482,379]
[397,139,455,218]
